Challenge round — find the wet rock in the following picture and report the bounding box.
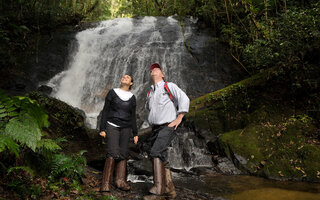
[167,127,213,171]
[23,26,78,85]
[213,156,242,175]
[234,154,247,165]
[183,17,244,100]
[190,167,217,176]
[207,138,224,155]
[129,158,153,176]
[197,129,217,143]
[0,73,36,96]
[28,92,106,163]
[37,85,53,95]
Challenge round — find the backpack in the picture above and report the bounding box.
[147,81,175,104]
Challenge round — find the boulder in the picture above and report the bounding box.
[28,92,106,163]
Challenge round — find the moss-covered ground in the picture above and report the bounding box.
[219,114,320,181]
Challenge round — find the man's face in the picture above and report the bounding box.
[150,68,164,79]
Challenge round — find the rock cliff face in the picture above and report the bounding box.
[0,26,78,96]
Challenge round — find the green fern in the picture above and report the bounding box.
[7,166,35,177]
[0,91,13,120]
[0,90,50,152]
[0,134,19,156]
[55,137,68,144]
[50,151,87,180]
[36,139,61,152]
[1,91,88,184]
[18,96,49,129]
[5,113,42,151]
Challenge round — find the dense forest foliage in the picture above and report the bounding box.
[1,0,319,199]
[113,0,320,75]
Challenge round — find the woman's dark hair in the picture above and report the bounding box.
[129,75,133,90]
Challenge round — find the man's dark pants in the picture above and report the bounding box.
[148,124,176,162]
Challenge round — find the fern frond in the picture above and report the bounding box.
[7,166,35,177]
[0,134,19,156]
[37,139,61,152]
[55,137,68,144]
[78,150,87,156]
[5,113,42,151]
[0,121,6,133]
[0,91,10,104]
[49,152,86,180]
[19,97,49,129]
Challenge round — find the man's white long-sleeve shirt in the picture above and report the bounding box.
[147,80,190,125]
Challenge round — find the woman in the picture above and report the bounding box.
[99,74,138,192]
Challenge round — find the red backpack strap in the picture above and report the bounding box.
[164,81,173,101]
[147,89,151,97]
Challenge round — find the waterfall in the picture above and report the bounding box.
[47,16,194,129]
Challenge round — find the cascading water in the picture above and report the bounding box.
[47,16,194,129]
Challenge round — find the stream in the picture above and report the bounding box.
[173,174,320,200]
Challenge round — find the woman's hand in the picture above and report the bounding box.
[99,131,106,138]
[133,136,139,144]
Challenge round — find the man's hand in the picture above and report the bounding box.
[168,113,186,130]
[134,136,139,144]
[99,131,106,138]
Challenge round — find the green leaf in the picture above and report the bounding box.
[5,113,42,151]
[37,139,61,151]
[7,166,34,177]
[79,150,87,156]
[0,134,19,156]
[19,25,29,31]
[21,99,49,128]
[50,152,86,180]
[8,112,19,117]
[55,137,68,144]
[0,94,9,102]
[6,106,17,112]
[0,113,7,118]
[4,105,13,112]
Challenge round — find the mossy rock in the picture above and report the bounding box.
[219,117,320,182]
[186,65,320,182]
[27,92,88,139]
[187,66,284,135]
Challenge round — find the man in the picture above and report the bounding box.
[146,63,190,195]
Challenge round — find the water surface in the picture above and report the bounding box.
[173,174,320,200]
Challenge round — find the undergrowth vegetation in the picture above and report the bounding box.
[0,90,89,199]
